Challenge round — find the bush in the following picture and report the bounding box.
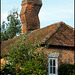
[59,63,75,75]
[2,35,48,75]
[1,64,16,75]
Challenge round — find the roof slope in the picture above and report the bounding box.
[1,22,74,55]
[1,36,20,55]
[26,21,74,47]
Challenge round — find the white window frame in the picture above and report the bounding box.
[48,58,58,75]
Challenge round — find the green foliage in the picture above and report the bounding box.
[59,63,75,75]
[1,31,9,41]
[1,9,21,41]
[3,35,48,75]
[1,64,16,75]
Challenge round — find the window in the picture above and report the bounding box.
[49,58,58,75]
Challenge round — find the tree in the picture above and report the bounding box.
[1,9,21,41]
[1,31,9,41]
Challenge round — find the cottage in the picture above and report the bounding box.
[1,0,74,75]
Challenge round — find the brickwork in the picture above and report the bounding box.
[40,47,74,66]
[20,0,42,34]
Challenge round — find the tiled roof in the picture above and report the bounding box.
[1,22,74,55]
[26,21,74,47]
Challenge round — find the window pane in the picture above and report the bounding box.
[50,59,52,66]
[50,67,52,73]
[53,60,55,66]
[53,67,55,74]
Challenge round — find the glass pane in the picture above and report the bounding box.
[53,67,55,74]
[53,60,55,66]
[50,59,52,66]
[50,67,52,73]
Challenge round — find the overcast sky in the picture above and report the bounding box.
[1,0,74,28]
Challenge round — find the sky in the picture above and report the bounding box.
[1,0,74,28]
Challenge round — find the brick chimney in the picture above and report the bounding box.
[20,0,42,34]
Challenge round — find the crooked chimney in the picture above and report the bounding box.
[20,0,42,34]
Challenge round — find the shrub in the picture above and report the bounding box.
[59,63,75,75]
[2,35,48,75]
[1,64,16,75]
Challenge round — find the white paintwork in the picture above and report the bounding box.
[48,58,58,75]
[48,53,60,58]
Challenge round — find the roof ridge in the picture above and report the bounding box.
[41,22,65,44]
[29,22,64,33]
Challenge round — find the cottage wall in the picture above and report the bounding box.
[40,47,74,66]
